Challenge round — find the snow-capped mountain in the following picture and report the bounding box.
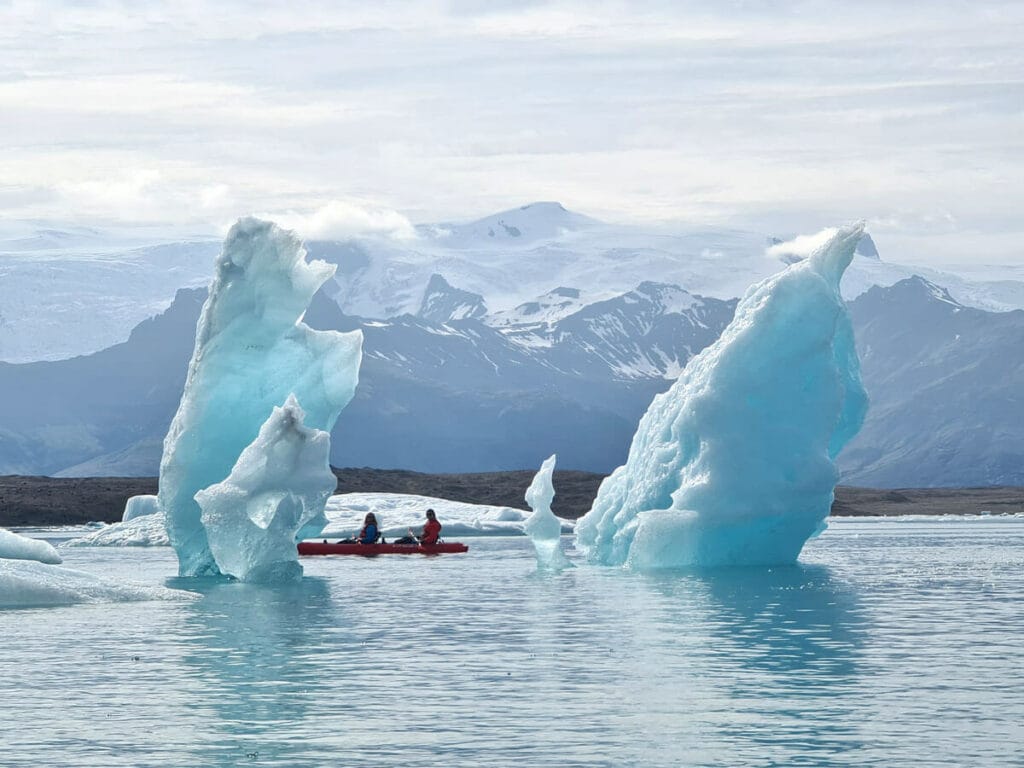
[4,203,1024,364]
[1,268,1021,486]
[0,240,218,363]
[416,274,488,323]
[840,276,1024,487]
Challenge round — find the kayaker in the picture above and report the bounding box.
[357,513,380,544]
[339,512,380,545]
[416,509,442,545]
[396,508,441,545]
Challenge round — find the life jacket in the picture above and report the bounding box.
[421,518,442,545]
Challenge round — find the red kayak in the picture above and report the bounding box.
[298,541,469,557]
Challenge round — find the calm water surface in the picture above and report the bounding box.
[1,517,1023,767]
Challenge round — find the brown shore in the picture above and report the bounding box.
[1,470,1022,527]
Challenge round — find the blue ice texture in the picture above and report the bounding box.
[196,396,336,583]
[159,218,363,577]
[575,223,869,569]
[524,454,572,571]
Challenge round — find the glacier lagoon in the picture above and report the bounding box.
[3,518,1023,768]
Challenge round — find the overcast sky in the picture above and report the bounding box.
[1,1,1022,264]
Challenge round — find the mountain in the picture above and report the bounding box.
[4,203,1024,364]
[427,201,602,247]
[1,271,1022,485]
[416,274,488,322]
[0,241,217,363]
[0,288,204,474]
[0,279,729,476]
[840,277,1024,486]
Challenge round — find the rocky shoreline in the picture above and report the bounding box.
[1,470,1022,527]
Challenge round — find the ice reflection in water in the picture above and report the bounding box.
[1,520,1023,767]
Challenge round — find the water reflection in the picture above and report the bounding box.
[170,576,344,766]
[643,565,868,766]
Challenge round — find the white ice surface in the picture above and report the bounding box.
[0,559,196,609]
[123,495,159,522]
[318,494,574,540]
[0,528,62,564]
[64,493,573,548]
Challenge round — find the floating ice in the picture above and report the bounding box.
[159,218,362,576]
[0,559,196,609]
[64,514,170,548]
[320,493,573,539]
[576,224,868,568]
[524,455,572,571]
[67,492,575,548]
[123,495,159,522]
[0,528,62,564]
[195,396,336,582]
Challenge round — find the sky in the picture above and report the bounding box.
[1,0,1022,265]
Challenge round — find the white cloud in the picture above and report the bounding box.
[766,228,841,265]
[260,200,418,241]
[0,1,1022,263]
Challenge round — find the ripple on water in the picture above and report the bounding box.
[1,520,1023,767]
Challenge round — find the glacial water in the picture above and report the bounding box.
[2,517,1022,768]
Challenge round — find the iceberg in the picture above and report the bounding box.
[0,528,62,564]
[159,218,362,576]
[524,455,572,571]
[195,396,336,582]
[576,224,868,568]
[0,559,196,609]
[123,494,159,522]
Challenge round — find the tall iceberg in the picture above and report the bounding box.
[159,218,363,576]
[196,396,336,583]
[524,455,572,571]
[576,224,868,568]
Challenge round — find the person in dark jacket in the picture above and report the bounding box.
[358,513,380,544]
[339,513,380,545]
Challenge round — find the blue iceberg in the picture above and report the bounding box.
[575,224,868,568]
[524,454,572,571]
[196,396,336,583]
[159,218,363,576]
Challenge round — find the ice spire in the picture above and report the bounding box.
[576,223,868,568]
[524,454,572,571]
[159,218,362,576]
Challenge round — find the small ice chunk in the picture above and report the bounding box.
[0,528,62,564]
[524,455,572,571]
[123,495,159,522]
[64,514,170,548]
[0,560,196,609]
[195,396,337,583]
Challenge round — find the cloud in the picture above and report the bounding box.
[766,228,841,265]
[261,200,418,241]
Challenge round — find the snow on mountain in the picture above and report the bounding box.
[0,241,217,363]
[840,276,1024,487]
[4,204,1024,364]
[426,201,601,248]
[416,274,488,322]
[2,266,1023,486]
[486,287,589,331]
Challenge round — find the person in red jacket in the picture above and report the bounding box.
[408,508,441,545]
